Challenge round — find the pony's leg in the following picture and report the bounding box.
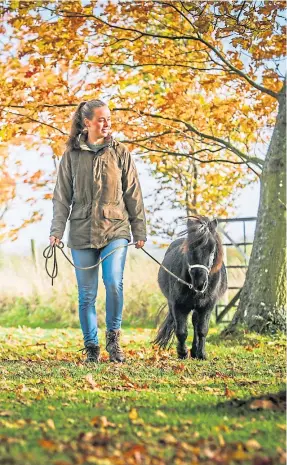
[190,311,199,358]
[196,310,212,360]
[172,306,189,359]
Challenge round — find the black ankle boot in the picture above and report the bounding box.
[78,342,100,363]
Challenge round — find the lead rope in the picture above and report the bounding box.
[42,240,194,289]
[139,247,193,289]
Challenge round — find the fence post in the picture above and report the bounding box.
[222,244,228,305]
[31,238,38,270]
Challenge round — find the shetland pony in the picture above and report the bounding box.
[153,215,227,360]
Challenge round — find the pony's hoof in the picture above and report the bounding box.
[190,349,197,358]
[177,351,189,359]
[190,349,207,360]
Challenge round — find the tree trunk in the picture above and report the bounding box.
[225,81,286,334]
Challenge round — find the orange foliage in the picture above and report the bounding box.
[0,1,284,241]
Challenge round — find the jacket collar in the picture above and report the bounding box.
[76,132,118,152]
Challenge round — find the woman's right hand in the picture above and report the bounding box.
[49,235,61,247]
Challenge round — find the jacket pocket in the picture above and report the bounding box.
[68,203,91,220]
[102,205,124,220]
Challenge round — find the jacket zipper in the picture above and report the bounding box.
[90,155,97,247]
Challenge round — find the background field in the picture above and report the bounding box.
[0,242,246,329]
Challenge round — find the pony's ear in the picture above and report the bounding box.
[208,218,218,232]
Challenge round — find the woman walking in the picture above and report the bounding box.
[49,99,147,363]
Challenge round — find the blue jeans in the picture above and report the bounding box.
[71,238,129,346]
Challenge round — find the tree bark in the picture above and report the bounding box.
[225,81,286,334]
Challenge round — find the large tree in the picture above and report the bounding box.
[1,1,286,332]
[227,78,286,333]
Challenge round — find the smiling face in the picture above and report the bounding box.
[83,105,111,141]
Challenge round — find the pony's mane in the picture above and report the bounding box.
[178,215,210,248]
[179,214,223,274]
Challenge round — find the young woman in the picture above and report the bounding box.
[49,99,147,363]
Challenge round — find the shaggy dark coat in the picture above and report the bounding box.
[153,215,227,360]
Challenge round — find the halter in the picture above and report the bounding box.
[187,247,216,294]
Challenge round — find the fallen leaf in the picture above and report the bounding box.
[123,444,147,459]
[38,439,58,451]
[155,410,167,418]
[225,386,236,398]
[84,373,99,390]
[158,433,177,444]
[277,424,286,431]
[46,419,55,430]
[78,431,110,445]
[128,408,138,421]
[90,416,116,428]
[246,439,261,450]
[0,411,13,417]
[249,399,276,410]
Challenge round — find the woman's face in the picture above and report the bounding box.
[84,106,111,138]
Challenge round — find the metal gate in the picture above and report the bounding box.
[215,217,257,323]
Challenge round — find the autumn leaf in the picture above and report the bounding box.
[155,410,167,418]
[158,433,178,445]
[84,373,99,390]
[90,416,116,428]
[245,439,261,451]
[224,386,236,398]
[46,419,55,430]
[128,408,138,421]
[0,411,13,417]
[249,399,277,410]
[38,439,59,451]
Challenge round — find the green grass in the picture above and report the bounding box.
[0,327,285,465]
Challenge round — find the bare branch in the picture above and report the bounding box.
[125,140,260,174]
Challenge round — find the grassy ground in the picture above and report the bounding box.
[0,326,285,465]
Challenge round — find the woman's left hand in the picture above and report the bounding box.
[135,240,145,249]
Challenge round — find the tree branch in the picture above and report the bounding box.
[125,140,258,169]
[2,109,68,135]
[156,0,279,99]
[116,107,264,169]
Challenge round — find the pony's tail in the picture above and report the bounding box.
[152,307,175,349]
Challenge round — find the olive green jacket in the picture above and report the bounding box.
[49,133,147,249]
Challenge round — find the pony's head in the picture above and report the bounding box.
[179,215,222,293]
